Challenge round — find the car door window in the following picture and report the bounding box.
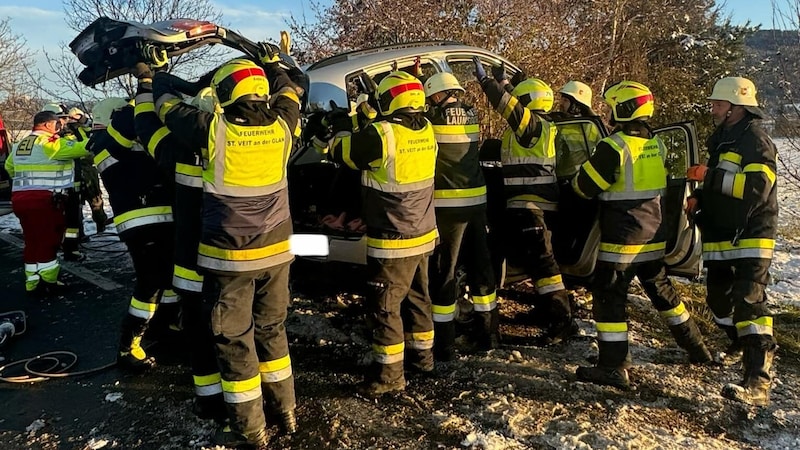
[344,60,437,109]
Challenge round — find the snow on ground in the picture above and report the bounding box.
[767,138,800,307]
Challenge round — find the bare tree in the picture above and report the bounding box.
[0,18,35,98]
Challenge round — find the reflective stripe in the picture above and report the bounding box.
[743,163,776,186]
[134,101,155,116]
[599,188,664,201]
[157,96,182,122]
[197,240,293,272]
[432,124,480,143]
[596,322,628,342]
[65,228,80,239]
[472,291,497,312]
[173,264,204,292]
[432,303,456,322]
[503,175,557,185]
[404,330,434,350]
[94,150,119,173]
[129,296,158,320]
[498,92,518,121]
[113,206,173,233]
[366,229,438,259]
[175,163,203,188]
[160,289,179,304]
[107,124,133,148]
[583,161,612,191]
[659,302,690,326]
[259,354,293,383]
[702,239,775,261]
[434,186,487,207]
[736,317,773,338]
[598,241,666,264]
[506,195,558,211]
[535,275,565,295]
[193,373,223,397]
[373,342,404,364]
[713,314,734,327]
[221,375,262,404]
[598,134,666,201]
[148,127,171,158]
[12,168,75,191]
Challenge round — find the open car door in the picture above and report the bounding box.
[0,113,11,216]
[654,121,703,279]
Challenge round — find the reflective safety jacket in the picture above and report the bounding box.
[572,125,667,264]
[555,120,603,180]
[135,83,205,293]
[329,113,438,259]
[692,115,778,262]
[5,130,89,193]
[86,106,173,241]
[154,64,301,274]
[479,78,559,211]
[425,101,486,208]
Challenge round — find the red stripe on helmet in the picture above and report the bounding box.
[632,93,654,107]
[388,81,424,98]
[230,67,266,83]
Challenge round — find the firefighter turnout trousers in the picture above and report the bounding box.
[118,227,175,352]
[12,190,66,291]
[706,259,775,350]
[365,254,435,384]
[431,205,497,358]
[592,259,706,368]
[62,187,83,254]
[202,261,295,434]
[503,208,571,327]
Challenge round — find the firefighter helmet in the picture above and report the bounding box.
[91,97,129,128]
[604,81,655,122]
[41,103,68,117]
[511,78,554,113]
[559,81,592,110]
[376,71,426,115]
[423,72,464,97]
[190,87,219,113]
[708,76,765,118]
[211,59,269,108]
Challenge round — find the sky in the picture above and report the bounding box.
[0,0,786,100]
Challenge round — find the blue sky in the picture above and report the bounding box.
[0,0,783,98]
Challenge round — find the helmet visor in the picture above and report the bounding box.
[616,93,654,119]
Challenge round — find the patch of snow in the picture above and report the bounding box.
[25,418,45,434]
[104,392,123,403]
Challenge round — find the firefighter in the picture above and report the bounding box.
[131,61,223,422]
[686,77,778,406]
[572,81,712,390]
[423,72,498,360]
[315,71,438,397]
[5,111,90,294]
[67,107,108,235]
[151,49,301,447]
[473,58,575,345]
[552,81,604,265]
[86,98,175,372]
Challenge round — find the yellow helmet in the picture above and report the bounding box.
[423,72,464,97]
[67,107,86,120]
[559,81,592,110]
[91,97,129,127]
[511,78,554,113]
[604,81,655,122]
[376,71,426,115]
[190,87,220,113]
[211,59,269,108]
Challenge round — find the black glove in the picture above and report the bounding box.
[257,42,281,65]
[302,112,328,143]
[473,57,488,82]
[152,71,183,100]
[323,101,352,134]
[510,70,527,86]
[491,63,508,83]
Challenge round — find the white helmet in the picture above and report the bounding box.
[423,72,464,97]
[708,77,764,118]
[559,81,592,110]
[92,97,129,128]
[189,87,219,113]
[41,103,68,117]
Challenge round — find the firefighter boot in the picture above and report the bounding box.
[533,293,577,346]
[576,366,631,390]
[433,320,457,362]
[117,317,155,372]
[719,324,743,359]
[213,425,269,450]
[278,409,298,435]
[90,195,107,233]
[357,362,406,397]
[721,340,776,407]
[193,393,227,424]
[668,320,713,364]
